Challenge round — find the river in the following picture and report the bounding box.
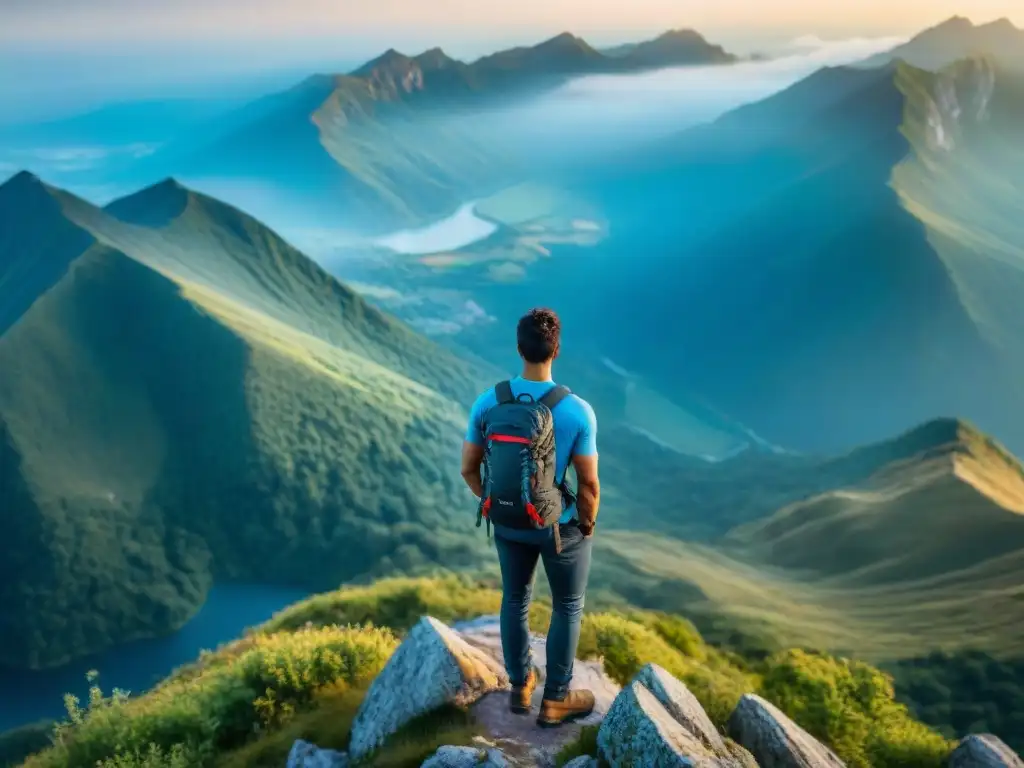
[0,584,308,733]
[373,201,497,254]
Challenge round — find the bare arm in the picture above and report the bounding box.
[460,440,485,498]
[572,453,600,536]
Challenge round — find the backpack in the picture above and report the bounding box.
[476,380,576,552]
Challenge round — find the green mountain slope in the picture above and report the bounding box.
[597,418,1024,664]
[0,172,494,670]
[860,16,1024,71]
[575,57,1024,456]
[151,29,737,233]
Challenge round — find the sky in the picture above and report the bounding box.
[4,0,1023,46]
[1,0,1022,121]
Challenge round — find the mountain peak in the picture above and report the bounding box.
[352,48,414,77]
[657,28,707,42]
[934,15,975,31]
[0,170,56,211]
[535,31,590,52]
[104,177,190,227]
[979,16,1021,33]
[415,47,457,69]
[1,170,46,194]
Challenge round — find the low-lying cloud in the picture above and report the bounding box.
[469,34,908,155]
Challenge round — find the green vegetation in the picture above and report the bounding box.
[890,651,1024,752]
[15,577,960,768]
[555,725,599,766]
[0,174,495,669]
[761,651,953,768]
[21,626,395,768]
[581,417,1024,665]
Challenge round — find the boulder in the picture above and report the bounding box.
[420,745,513,767]
[635,663,727,753]
[950,735,1024,768]
[727,694,845,768]
[599,680,752,767]
[286,739,348,768]
[349,616,509,759]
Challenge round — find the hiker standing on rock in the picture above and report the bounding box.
[461,307,601,728]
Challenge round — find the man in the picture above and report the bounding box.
[460,307,601,728]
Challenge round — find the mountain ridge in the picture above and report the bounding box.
[570,55,1024,456]
[138,26,738,232]
[0,171,496,669]
[860,14,1024,70]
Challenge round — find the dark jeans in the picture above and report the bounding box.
[493,521,593,701]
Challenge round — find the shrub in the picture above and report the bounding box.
[96,743,204,768]
[578,613,755,727]
[760,649,954,768]
[24,626,397,768]
[261,575,552,636]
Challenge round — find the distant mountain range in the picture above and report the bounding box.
[315,28,736,109]
[861,15,1024,70]
[0,170,496,669]
[131,28,738,232]
[562,54,1024,456]
[599,415,1024,665]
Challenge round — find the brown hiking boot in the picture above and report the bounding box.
[537,689,596,728]
[509,668,539,714]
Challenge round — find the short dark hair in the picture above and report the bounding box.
[517,307,561,364]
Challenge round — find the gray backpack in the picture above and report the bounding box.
[476,380,576,552]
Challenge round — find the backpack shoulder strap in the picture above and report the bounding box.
[539,385,571,411]
[495,380,514,405]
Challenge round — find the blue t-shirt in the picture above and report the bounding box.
[465,376,597,524]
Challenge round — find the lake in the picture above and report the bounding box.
[374,201,497,254]
[0,583,308,733]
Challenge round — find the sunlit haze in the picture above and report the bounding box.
[4,0,1023,44]
[2,0,1022,120]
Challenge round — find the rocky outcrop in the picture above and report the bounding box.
[598,666,757,767]
[727,694,845,768]
[292,616,855,768]
[286,739,348,768]
[454,615,619,766]
[635,663,727,753]
[349,616,509,759]
[950,735,1024,768]
[421,745,514,767]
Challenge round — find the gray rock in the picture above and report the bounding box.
[599,681,747,767]
[562,758,598,768]
[454,615,620,767]
[727,694,845,768]
[286,739,348,768]
[420,745,513,767]
[349,616,509,759]
[950,735,1024,768]
[635,663,727,753]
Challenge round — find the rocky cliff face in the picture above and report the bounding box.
[288,615,1023,768]
[922,57,997,151]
